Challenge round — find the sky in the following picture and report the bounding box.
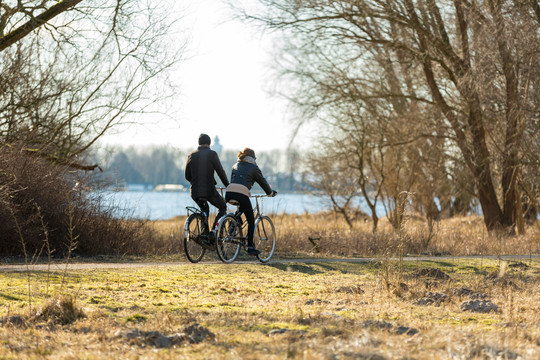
[101,0,301,152]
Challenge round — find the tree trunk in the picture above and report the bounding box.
[476,177,505,231]
[490,0,522,233]
[371,214,379,235]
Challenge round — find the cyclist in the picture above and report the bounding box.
[225,147,277,255]
[185,133,229,239]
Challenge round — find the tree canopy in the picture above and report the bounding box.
[0,0,184,168]
[239,0,540,233]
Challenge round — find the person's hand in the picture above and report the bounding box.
[270,190,278,197]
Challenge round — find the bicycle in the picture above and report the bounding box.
[183,187,229,263]
[215,194,276,263]
[183,205,215,263]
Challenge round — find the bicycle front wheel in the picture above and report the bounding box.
[254,215,276,263]
[216,215,241,263]
[184,213,206,263]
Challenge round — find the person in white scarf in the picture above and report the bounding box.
[225,148,277,255]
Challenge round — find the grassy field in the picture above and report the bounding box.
[0,258,539,359]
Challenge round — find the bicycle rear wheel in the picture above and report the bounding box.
[184,213,206,263]
[216,215,241,263]
[254,215,276,263]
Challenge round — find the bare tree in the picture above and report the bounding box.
[237,0,540,233]
[0,0,83,52]
[239,0,446,232]
[304,145,360,229]
[0,0,185,168]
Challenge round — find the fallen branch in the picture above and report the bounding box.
[308,237,321,253]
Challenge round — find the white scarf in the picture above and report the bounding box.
[240,156,257,164]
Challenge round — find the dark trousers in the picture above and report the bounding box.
[192,191,226,231]
[225,192,255,248]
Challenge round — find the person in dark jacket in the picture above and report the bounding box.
[185,134,229,236]
[225,147,277,255]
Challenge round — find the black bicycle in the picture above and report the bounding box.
[183,205,215,263]
[215,194,276,263]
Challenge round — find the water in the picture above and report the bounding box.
[99,191,335,220]
[97,191,536,221]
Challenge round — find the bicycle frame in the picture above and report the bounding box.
[227,195,267,247]
[186,206,204,217]
[185,206,209,229]
[215,192,276,263]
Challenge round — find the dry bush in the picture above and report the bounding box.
[0,147,159,257]
[33,295,85,326]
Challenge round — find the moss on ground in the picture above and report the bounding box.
[0,258,538,359]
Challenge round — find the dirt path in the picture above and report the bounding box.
[0,254,538,272]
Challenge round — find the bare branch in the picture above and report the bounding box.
[0,0,83,52]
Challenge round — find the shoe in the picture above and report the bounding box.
[198,235,211,247]
[207,230,216,240]
[247,247,260,256]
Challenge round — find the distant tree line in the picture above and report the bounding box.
[97,145,306,192]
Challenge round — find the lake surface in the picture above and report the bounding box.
[99,191,385,220]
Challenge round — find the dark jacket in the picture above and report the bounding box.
[230,161,272,195]
[185,146,229,198]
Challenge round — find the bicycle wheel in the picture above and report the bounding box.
[216,215,241,263]
[184,213,206,263]
[254,215,276,263]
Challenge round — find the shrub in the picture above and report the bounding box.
[0,146,156,256]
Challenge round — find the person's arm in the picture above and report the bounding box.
[213,152,229,187]
[184,156,192,183]
[253,165,273,195]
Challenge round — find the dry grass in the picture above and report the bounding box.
[153,213,540,258]
[33,295,86,326]
[2,207,537,358]
[0,259,538,359]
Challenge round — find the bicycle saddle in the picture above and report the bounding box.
[228,199,240,206]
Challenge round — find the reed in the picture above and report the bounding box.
[153,212,539,257]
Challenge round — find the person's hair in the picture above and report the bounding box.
[237,147,256,160]
[198,133,211,146]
